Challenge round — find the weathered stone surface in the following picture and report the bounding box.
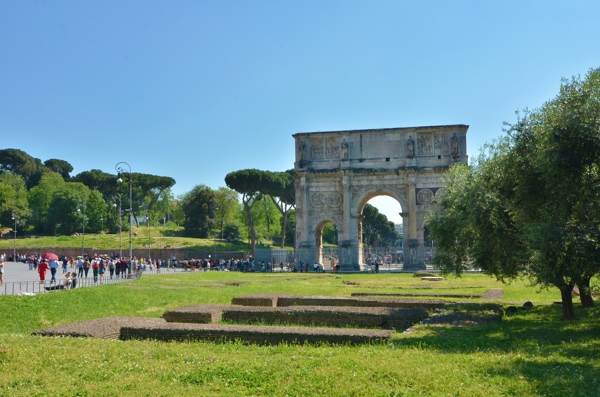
[293,125,469,271]
[163,304,428,330]
[351,292,482,299]
[232,294,445,310]
[119,322,394,345]
[32,317,167,339]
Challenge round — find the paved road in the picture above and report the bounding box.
[2,261,73,283]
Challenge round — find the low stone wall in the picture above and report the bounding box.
[232,294,445,310]
[161,305,228,323]
[32,317,167,339]
[351,292,482,299]
[119,322,394,345]
[162,304,428,330]
[231,295,281,307]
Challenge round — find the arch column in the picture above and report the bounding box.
[295,174,314,266]
[404,176,425,270]
[338,172,361,271]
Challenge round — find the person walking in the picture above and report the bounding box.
[83,258,91,278]
[99,257,106,284]
[49,259,59,282]
[0,259,4,286]
[62,256,69,274]
[38,259,49,281]
[109,258,115,279]
[76,257,84,278]
[92,259,99,282]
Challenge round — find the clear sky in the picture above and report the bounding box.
[2,1,599,224]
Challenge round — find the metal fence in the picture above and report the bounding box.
[0,266,189,296]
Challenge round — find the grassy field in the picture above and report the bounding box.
[0,271,599,396]
[0,226,259,253]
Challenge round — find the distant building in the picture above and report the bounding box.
[394,223,403,237]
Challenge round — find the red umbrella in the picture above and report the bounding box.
[41,252,59,261]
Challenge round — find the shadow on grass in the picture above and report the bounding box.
[396,305,600,395]
[398,305,600,356]
[160,229,186,237]
[480,357,598,396]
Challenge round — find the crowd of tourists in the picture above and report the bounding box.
[8,252,171,286]
[179,258,328,273]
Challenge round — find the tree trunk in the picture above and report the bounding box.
[578,275,595,308]
[560,284,576,320]
[269,197,289,249]
[280,211,288,249]
[244,202,256,258]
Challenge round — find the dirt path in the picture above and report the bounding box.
[481,288,504,300]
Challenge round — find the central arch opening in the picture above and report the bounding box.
[359,195,403,270]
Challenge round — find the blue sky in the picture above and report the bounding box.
[2,1,599,223]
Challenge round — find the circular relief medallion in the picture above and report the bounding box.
[326,192,343,207]
[417,189,434,205]
[435,188,445,199]
[310,192,326,208]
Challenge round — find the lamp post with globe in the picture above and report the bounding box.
[11,211,17,261]
[76,202,85,258]
[115,162,133,263]
[113,194,123,258]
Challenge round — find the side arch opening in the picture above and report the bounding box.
[314,219,339,272]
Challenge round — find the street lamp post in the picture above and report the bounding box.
[146,208,150,261]
[214,206,219,261]
[11,211,17,261]
[113,194,123,258]
[115,162,133,264]
[77,202,85,258]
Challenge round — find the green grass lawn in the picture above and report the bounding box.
[0,226,256,253]
[0,272,598,396]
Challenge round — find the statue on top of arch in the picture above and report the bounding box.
[451,133,460,159]
[406,136,415,158]
[341,139,349,159]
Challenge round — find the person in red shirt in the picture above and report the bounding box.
[38,259,49,281]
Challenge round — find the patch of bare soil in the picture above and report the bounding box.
[158,286,188,290]
[409,284,485,289]
[223,281,249,286]
[403,303,503,334]
[120,286,152,290]
[481,288,504,300]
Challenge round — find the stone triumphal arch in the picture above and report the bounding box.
[293,125,469,271]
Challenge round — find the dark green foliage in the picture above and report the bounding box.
[180,185,218,238]
[428,68,600,320]
[0,172,30,230]
[0,148,47,189]
[226,168,296,250]
[43,158,74,180]
[223,223,241,240]
[46,183,89,235]
[362,204,401,247]
[72,169,116,196]
[225,169,266,256]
